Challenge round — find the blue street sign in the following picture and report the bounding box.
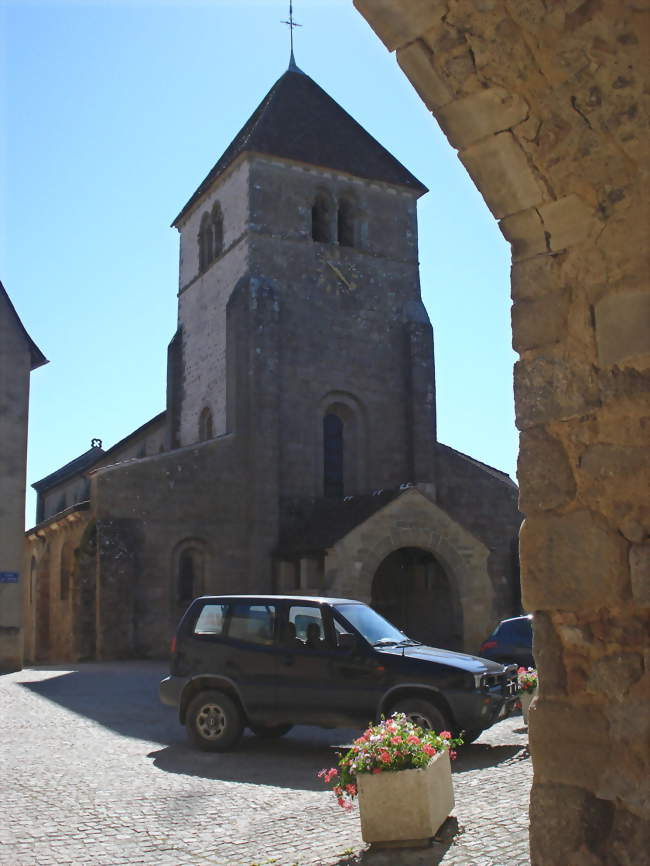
[0,572,19,583]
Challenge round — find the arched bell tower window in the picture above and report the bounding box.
[311,192,334,243]
[323,413,344,498]
[211,202,223,258]
[337,197,356,247]
[198,407,213,442]
[198,211,213,273]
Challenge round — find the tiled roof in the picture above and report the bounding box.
[277,488,404,556]
[173,65,427,226]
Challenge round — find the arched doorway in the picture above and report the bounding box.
[371,547,461,649]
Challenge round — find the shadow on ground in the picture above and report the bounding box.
[19,662,527,793]
[329,817,461,865]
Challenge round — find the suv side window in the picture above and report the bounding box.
[287,604,330,650]
[193,603,228,636]
[228,603,277,645]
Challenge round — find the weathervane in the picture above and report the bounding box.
[281,1,302,69]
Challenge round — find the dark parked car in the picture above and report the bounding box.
[478,615,534,668]
[160,595,519,750]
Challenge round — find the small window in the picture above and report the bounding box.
[312,193,333,243]
[177,548,202,606]
[211,202,223,258]
[198,211,213,273]
[337,198,355,247]
[228,603,277,645]
[194,603,227,636]
[323,413,344,498]
[198,407,213,442]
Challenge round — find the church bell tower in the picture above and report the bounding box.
[168,62,436,504]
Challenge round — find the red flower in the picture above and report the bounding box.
[372,767,382,774]
[407,735,421,745]
[439,730,452,739]
[423,743,436,756]
[380,750,392,763]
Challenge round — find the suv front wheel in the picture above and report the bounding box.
[391,697,450,734]
[186,690,243,751]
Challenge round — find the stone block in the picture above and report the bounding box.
[595,291,650,369]
[532,612,567,696]
[587,653,644,701]
[500,207,548,261]
[518,428,576,512]
[537,195,600,251]
[529,699,610,790]
[459,132,546,219]
[629,544,650,604]
[396,40,452,111]
[581,443,649,482]
[436,87,529,149]
[530,783,600,866]
[520,510,629,610]
[512,291,570,352]
[510,253,565,302]
[354,0,445,51]
[514,357,599,429]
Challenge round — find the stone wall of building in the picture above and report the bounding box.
[23,508,91,663]
[353,1,650,862]
[435,443,522,618]
[0,297,32,671]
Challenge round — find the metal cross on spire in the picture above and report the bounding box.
[281,1,302,70]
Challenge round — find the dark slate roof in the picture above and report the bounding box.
[0,281,47,370]
[173,66,427,226]
[32,444,105,492]
[277,488,404,556]
[435,442,517,489]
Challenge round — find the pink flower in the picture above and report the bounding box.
[407,735,421,745]
[337,797,346,809]
[380,750,392,763]
[423,743,436,756]
[391,736,401,745]
[439,730,452,739]
[333,785,342,796]
[449,750,458,760]
[345,784,357,795]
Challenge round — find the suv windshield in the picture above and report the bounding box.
[333,603,412,646]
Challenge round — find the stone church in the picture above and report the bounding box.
[24,62,521,662]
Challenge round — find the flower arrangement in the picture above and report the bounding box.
[517,667,538,692]
[318,713,463,810]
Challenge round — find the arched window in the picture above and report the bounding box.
[198,211,213,273]
[211,202,223,259]
[311,193,334,243]
[198,407,213,442]
[323,413,344,498]
[175,544,205,607]
[337,197,356,247]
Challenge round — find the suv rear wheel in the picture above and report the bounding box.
[391,697,450,733]
[186,690,243,751]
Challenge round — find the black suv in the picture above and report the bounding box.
[160,595,519,751]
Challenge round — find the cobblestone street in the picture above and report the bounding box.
[0,662,531,866]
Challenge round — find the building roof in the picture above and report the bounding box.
[32,443,105,492]
[32,411,166,493]
[276,488,404,557]
[173,65,427,226]
[436,442,518,489]
[0,281,47,370]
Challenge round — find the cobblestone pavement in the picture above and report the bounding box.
[0,662,531,866]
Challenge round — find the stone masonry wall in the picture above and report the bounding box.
[353,1,650,863]
[435,443,522,619]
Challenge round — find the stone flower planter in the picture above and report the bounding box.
[521,689,537,724]
[356,748,454,847]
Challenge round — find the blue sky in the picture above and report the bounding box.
[2,0,517,527]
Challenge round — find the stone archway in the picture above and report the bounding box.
[353,3,649,864]
[372,547,462,648]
